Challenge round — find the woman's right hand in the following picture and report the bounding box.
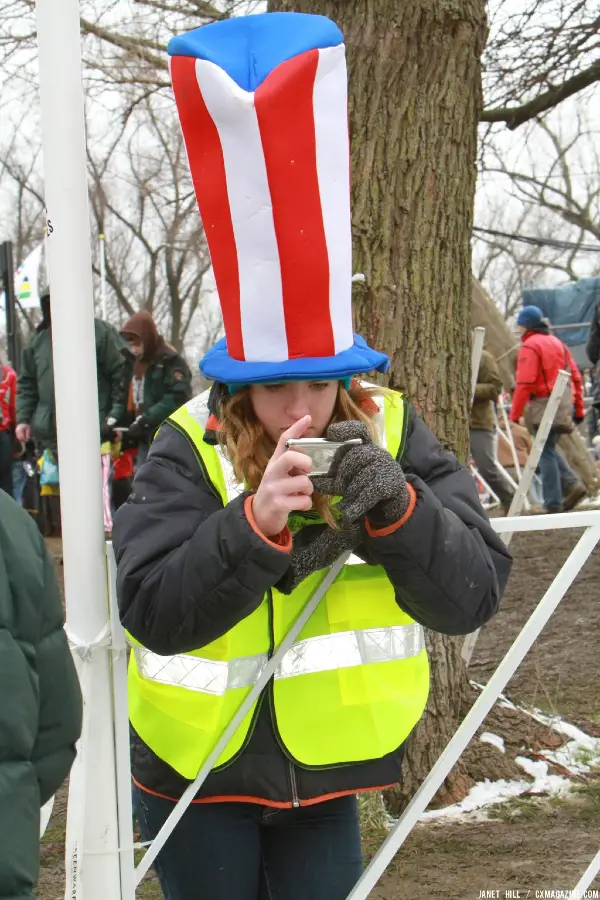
[252,416,314,537]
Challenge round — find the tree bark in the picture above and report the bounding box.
[268,0,488,809]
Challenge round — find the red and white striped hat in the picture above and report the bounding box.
[169,13,389,384]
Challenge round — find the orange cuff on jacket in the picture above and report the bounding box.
[244,494,293,553]
[364,483,418,538]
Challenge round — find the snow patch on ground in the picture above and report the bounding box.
[416,687,600,823]
[480,732,505,753]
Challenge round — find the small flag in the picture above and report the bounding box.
[14,245,43,309]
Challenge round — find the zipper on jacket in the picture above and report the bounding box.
[268,590,299,807]
[289,761,300,808]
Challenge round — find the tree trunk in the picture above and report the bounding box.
[268,0,488,809]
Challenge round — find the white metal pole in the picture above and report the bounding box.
[462,370,571,665]
[34,2,121,899]
[496,398,522,480]
[573,847,600,895]
[346,524,600,900]
[107,545,136,900]
[471,326,486,404]
[99,233,107,320]
[469,464,501,506]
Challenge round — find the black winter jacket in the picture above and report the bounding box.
[588,300,600,409]
[0,492,82,898]
[113,402,512,806]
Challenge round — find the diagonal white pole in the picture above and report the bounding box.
[471,326,485,404]
[34,2,121,898]
[462,370,571,665]
[346,523,600,900]
[135,552,352,885]
[107,546,136,900]
[573,847,600,895]
[496,397,523,480]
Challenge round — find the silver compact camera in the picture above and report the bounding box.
[285,438,362,476]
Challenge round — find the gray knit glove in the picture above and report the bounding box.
[276,521,361,595]
[311,421,410,529]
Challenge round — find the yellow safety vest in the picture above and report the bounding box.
[128,390,430,780]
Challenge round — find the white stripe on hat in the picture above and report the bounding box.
[313,45,354,355]
[196,59,289,363]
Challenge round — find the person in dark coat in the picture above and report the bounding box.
[587,296,600,420]
[15,290,126,453]
[104,310,192,471]
[0,490,82,899]
[470,348,514,513]
[112,14,513,900]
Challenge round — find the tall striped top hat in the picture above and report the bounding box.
[169,12,389,383]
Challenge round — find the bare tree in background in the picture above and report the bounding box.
[87,93,214,350]
[482,0,600,129]
[476,103,600,316]
[3,0,598,127]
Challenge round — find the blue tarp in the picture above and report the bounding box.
[522,277,600,369]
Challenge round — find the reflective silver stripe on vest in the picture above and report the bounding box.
[134,648,268,695]
[275,625,424,679]
[133,624,424,695]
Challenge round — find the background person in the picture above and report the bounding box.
[470,348,514,514]
[16,289,126,454]
[0,357,17,496]
[510,305,586,513]
[103,310,192,467]
[0,489,82,899]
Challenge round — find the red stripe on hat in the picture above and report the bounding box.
[255,50,334,360]
[170,56,244,360]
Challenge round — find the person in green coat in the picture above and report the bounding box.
[15,290,127,453]
[0,490,82,898]
[469,348,515,513]
[105,310,192,466]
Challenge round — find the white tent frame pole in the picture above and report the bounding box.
[496,398,523,480]
[107,547,136,900]
[34,2,121,898]
[462,370,571,665]
[471,326,485,404]
[469,463,501,506]
[346,521,600,900]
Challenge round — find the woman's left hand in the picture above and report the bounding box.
[311,421,411,528]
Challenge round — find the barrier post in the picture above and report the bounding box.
[471,326,485,404]
[462,370,571,665]
[34,1,121,897]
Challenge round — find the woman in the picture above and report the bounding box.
[113,374,511,900]
[113,12,512,900]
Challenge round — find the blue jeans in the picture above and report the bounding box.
[12,460,27,504]
[539,431,578,510]
[134,787,363,900]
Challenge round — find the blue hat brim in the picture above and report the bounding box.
[199,334,389,383]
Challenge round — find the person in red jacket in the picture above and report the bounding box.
[0,359,17,497]
[510,306,586,513]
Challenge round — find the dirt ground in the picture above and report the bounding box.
[39,526,600,899]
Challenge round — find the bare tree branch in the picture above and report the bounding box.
[481,58,600,128]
